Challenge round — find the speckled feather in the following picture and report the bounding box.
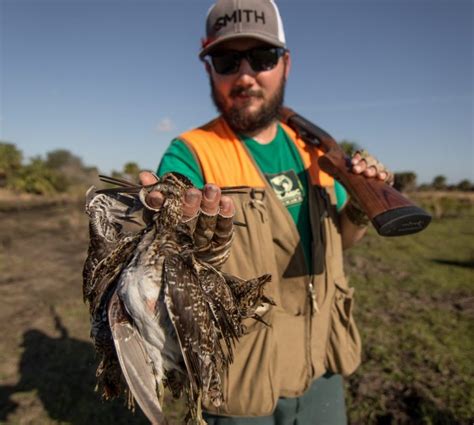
[83,172,272,425]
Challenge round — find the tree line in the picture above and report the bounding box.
[0,142,140,195]
[0,141,472,195]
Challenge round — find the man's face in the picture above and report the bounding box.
[206,38,291,134]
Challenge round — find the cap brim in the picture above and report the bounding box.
[199,33,286,59]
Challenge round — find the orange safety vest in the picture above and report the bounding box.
[179,117,334,188]
[176,117,361,417]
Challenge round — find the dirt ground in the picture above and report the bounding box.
[0,201,151,424]
[0,197,472,424]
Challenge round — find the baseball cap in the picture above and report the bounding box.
[199,0,287,59]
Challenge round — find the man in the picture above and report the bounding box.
[140,1,392,423]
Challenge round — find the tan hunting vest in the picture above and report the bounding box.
[179,117,361,417]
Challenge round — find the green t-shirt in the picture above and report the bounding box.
[157,124,347,269]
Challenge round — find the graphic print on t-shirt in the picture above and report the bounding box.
[266,170,304,207]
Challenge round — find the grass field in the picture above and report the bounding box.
[345,209,473,424]
[0,193,472,424]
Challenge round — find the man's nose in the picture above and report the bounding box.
[236,58,257,78]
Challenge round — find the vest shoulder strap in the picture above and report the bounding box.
[279,122,334,187]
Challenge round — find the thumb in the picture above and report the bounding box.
[139,171,159,186]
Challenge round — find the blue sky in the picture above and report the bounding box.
[1,0,472,184]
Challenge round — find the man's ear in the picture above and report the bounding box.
[283,51,291,80]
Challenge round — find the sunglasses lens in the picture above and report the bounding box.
[248,48,280,72]
[209,47,284,75]
[211,52,240,75]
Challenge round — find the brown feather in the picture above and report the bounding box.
[83,172,274,424]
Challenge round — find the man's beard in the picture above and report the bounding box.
[210,73,286,135]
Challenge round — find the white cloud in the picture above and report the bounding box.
[156,117,174,133]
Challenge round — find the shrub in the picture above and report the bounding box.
[0,142,23,187]
[9,157,65,195]
[394,172,417,192]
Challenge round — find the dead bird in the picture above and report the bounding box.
[83,172,272,424]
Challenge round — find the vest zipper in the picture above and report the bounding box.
[308,282,319,315]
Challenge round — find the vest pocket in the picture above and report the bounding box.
[325,280,362,376]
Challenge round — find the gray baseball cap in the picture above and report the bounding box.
[199,0,287,59]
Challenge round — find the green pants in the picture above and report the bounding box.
[203,373,347,425]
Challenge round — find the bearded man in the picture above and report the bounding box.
[139,1,392,424]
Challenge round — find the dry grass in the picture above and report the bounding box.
[0,193,472,424]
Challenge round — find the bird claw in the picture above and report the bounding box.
[251,314,270,327]
[261,295,276,306]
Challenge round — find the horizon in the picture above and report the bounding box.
[1,0,472,185]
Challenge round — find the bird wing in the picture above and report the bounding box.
[83,186,145,302]
[85,185,143,245]
[85,232,142,311]
[162,255,215,397]
[196,264,241,363]
[108,289,168,425]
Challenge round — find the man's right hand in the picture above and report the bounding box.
[139,171,234,219]
[139,171,235,267]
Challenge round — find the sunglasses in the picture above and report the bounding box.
[208,47,286,75]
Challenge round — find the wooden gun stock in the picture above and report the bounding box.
[279,106,431,236]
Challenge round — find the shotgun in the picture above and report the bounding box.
[279,106,431,236]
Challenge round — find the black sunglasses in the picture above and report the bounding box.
[208,47,286,75]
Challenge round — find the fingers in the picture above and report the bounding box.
[219,196,234,217]
[201,184,221,215]
[137,175,235,265]
[193,186,235,251]
[351,151,389,181]
[138,171,164,209]
[182,184,222,220]
[193,184,220,249]
[194,193,235,266]
[140,176,236,251]
[182,188,202,219]
[145,191,164,209]
[139,171,158,186]
[214,197,234,244]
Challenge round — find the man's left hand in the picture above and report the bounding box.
[340,150,394,248]
[350,150,394,185]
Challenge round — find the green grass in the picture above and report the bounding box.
[345,214,474,424]
[1,200,472,424]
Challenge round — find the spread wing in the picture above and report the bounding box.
[108,290,168,425]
